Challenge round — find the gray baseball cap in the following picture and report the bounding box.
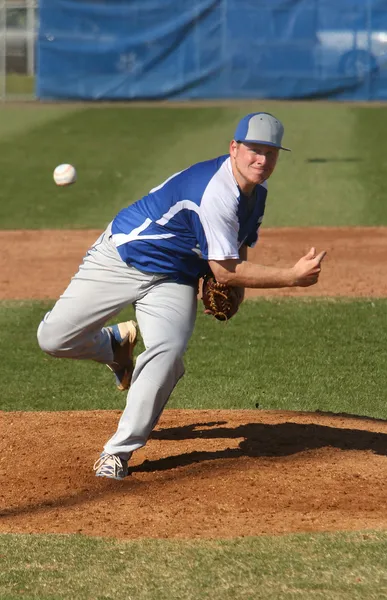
[234,112,290,151]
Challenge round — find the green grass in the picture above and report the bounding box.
[0,102,387,228]
[1,298,386,417]
[5,74,35,96]
[1,531,387,599]
[0,105,81,142]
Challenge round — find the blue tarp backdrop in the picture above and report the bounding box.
[37,0,387,101]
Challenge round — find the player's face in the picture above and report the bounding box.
[230,141,279,191]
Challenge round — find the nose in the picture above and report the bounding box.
[256,153,267,166]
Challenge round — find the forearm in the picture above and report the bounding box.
[209,258,294,289]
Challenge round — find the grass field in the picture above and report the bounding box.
[2,532,387,600]
[1,102,387,228]
[4,74,35,97]
[1,298,386,416]
[1,102,387,599]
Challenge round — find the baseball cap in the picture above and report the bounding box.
[234,112,290,151]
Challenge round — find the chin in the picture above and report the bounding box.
[251,175,266,185]
[249,170,267,182]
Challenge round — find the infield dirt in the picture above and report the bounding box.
[1,227,386,538]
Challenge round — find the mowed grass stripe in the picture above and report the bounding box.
[264,102,367,226]
[1,531,387,600]
[0,104,81,142]
[0,106,230,229]
[352,105,387,226]
[1,298,386,418]
[1,103,387,229]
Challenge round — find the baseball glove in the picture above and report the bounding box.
[201,274,241,321]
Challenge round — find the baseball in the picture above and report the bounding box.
[53,164,77,186]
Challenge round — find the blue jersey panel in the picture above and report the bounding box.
[111,154,267,284]
[238,187,267,248]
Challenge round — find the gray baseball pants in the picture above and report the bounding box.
[37,224,197,460]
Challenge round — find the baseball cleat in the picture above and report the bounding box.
[106,320,138,391]
[93,452,130,480]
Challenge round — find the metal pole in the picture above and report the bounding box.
[26,0,35,77]
[0,0,6,101]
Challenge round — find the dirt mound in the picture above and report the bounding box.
[2,227,387,299]
[1,409,386,539]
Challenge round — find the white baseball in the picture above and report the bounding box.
[53,164,77,186]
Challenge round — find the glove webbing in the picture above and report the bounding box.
[208,284,232,321]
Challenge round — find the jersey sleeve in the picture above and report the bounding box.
[197,184,240,261]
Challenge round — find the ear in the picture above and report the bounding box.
[229,140,238,157]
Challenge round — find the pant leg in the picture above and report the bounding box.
[37,225,164,364]
[104,279,197,458]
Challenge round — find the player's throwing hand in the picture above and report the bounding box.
[290,247,327,287]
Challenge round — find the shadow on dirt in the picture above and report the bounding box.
[132,417,387,473]
[2,415,387,519]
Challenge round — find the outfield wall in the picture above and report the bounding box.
[37,0,387,101]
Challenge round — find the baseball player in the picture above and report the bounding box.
[37,112,326,480]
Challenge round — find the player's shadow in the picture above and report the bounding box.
[2,414,387,521]
[130,415,387,473]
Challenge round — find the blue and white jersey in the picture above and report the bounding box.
[111,155,267,285]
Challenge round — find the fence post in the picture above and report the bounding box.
[26,0,35,77]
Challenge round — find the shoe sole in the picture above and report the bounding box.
[107,320,138,391]
[116,320,137,351]
[116,320,137,391]
[95,471,127,480]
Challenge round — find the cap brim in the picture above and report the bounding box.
[236,139,291,152]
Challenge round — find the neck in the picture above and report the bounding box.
[241,184,256,197]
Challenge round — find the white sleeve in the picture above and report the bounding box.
[199,175,240,260]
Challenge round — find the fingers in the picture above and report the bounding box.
[292,247,327,287]
[303,248,327,267]
[305,247,316,259]
[309,251,327,276]
[299,272,320,287]
[298,248,327,286]
[315,250,327,265]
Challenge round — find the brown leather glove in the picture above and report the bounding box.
[201,274,242,321]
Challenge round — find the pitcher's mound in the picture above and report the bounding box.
[1,409,387,539]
